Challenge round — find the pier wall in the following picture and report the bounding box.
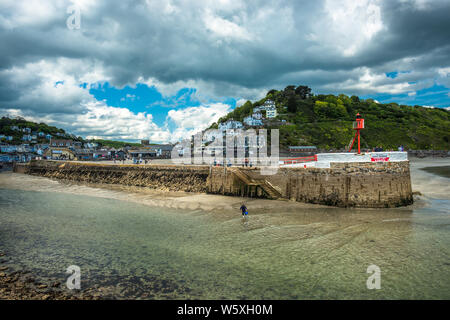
[208,162,413,207]
[15,160,413,208]
[17,161,210,193]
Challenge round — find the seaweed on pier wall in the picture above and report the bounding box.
[23,161,210,193]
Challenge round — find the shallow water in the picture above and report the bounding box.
[0,160,449,299]
[421,166,450,179]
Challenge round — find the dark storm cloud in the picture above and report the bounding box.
[355,0,450,68]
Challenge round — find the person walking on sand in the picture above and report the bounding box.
[240,203,248,221]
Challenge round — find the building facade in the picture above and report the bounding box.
[243,115,263,126]
[218,120,244,131]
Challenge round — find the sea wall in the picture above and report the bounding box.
[17,160,210,193]
[208,161,413,208]
[15,160,413,208]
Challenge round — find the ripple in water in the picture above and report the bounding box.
[0,171,449,299]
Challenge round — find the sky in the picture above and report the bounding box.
[0,0,449,143]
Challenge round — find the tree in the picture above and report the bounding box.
[295,85,312,99]
[284,85,296,97]
[287,96,297,113]
[350,95,360,103]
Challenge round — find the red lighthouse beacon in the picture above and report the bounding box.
[348,113,364,154]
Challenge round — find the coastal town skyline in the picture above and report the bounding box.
[1,0,450,143]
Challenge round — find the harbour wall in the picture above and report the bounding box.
[209,162,413,207]
[14,161,210,193]
[14,160,413,208]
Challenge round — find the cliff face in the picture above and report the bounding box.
[15,160,413,208]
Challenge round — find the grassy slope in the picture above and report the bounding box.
[211,87,450,150]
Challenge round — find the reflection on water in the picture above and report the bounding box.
[0,167,449,299]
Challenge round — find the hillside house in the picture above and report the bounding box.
[243,115,263,126]
[218,119,243,131]
[253,100,278,118]
[50,139,74,148]
[44,147,75,160]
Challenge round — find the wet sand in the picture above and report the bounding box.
[409,158,450,200]
[421,166,450,179]
[0,170,324,216]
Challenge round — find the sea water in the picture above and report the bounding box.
[0,161,449,299]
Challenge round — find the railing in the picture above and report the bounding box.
[282,155,317,165]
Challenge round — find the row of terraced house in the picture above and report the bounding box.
[0,137,175,164]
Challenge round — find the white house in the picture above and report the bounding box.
[263,99,276,107]
[243,115,263,126]
[0,145,17,153]
[218,119,243,131]
[253,100,277,118]
[254,99,276,112]
[202,130,222,143]
[266,107,277,118]
[252,112,263,120]
[84,142,99,149]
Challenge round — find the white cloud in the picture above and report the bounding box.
[236,99,247,107]
[71,101,158,140]
[321,0,384,56]
[203,9,252,41]
[166,103,232,141]
[320,67,414,94]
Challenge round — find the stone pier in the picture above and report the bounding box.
[14,158,413,208]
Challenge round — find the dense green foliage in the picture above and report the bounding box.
[0,117,141,148]
[212,85,450,150]
[0,116,71,144]
[0,116,65,134]
[90,139,141,149]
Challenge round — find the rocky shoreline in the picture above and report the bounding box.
[0,250,195,300]
[0,251,97,300]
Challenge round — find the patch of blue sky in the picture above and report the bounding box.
[385,70,413,79]
[362,84,450,108]
[88,82,238,127]
[89,83,187,126]
[385,71,398,79]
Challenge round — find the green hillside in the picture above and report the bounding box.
[0,116,141,148]
[90,139,141,149]
[0,116,73,144]
[212,85,450,150]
